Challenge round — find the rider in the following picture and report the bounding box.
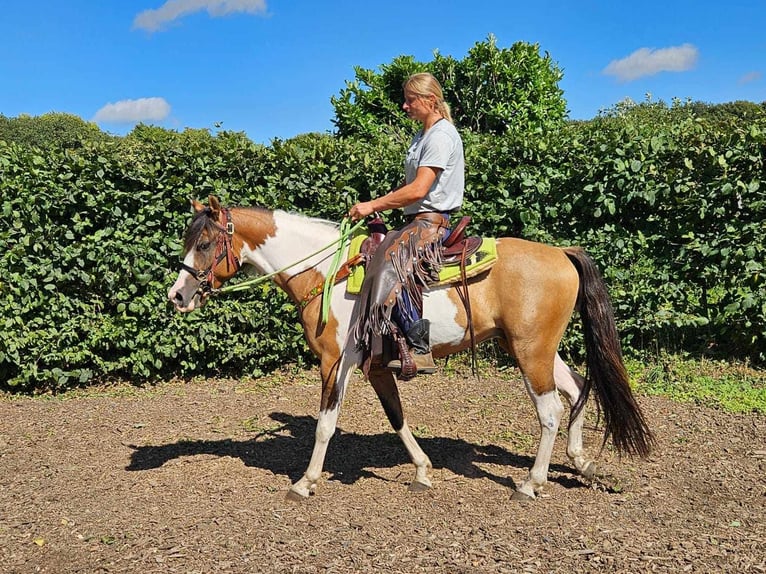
[349,72,465,376]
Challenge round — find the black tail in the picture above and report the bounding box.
[564,247,654,457]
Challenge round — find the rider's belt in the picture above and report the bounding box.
[407,211,450,227]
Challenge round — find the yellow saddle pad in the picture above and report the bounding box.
[433,237,498,286]
[346,232,497,295]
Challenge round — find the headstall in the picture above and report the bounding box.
[179,208,240,297]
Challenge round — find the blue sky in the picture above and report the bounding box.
[2,0,764,144]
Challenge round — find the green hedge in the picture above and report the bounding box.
[1,110,764,393]
[469,110,765,361]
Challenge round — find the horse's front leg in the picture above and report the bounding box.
[287,354,352,500]
[286,409,340,499]
[368,367,432,491]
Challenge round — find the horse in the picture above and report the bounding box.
[168,196,654,501]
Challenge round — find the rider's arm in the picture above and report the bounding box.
[349,166,440,220]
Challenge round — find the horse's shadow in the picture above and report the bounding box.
[125,412,584,491]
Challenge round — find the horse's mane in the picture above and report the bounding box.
[183,205,339,254]
[275,208,341,231]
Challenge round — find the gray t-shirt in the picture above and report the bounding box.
[403,119,465,216]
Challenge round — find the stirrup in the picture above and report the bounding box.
[386,352,437,375]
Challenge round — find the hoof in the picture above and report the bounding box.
[408,480,432,493]
[580,461,598,481]
[511,490,535,503]
[285,488,311,502]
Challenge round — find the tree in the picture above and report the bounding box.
[331,35,567,138]
[331,55,424,140]
[432,35,566,135]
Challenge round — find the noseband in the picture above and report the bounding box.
[180,208,240,297]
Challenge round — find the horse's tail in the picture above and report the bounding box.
[563,247,654,458]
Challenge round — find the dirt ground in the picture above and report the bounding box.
[1,365,764,574]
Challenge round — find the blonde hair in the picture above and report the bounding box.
[404,72,453,123]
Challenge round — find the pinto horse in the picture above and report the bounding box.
[168,196,653,501]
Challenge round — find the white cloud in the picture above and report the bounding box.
[133,0,268,32]
[93,97,171,124]
[603,44,699,82]
[739,71,762,85]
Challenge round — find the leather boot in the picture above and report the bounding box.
[386,319,437,375]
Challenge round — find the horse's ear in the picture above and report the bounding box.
[191,199,205,213]
[208,195,221,220]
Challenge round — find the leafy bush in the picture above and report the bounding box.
[1,65,764,393]
[0,112,111,150]
[0,132,304,392]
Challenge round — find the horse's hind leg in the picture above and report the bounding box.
[369,368,433,491]
[554,354,598,480]
[513,359,565,501]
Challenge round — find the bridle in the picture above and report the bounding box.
[179,207,240,298]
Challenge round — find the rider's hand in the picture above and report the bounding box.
[348,202,374,221]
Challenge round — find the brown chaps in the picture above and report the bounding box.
[353,213,447,364]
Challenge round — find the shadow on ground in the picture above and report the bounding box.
[126,411,587,492]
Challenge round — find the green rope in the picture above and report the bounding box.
[215,217,365,298]
[321,216,353,324]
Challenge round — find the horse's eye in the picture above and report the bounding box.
[198,241,212,251]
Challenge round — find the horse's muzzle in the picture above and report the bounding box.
[168,284,208,313]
